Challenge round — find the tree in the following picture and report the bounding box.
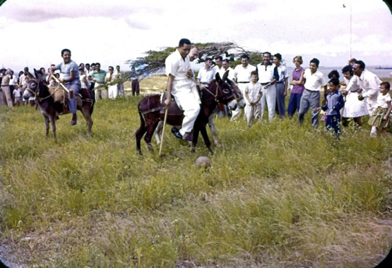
[125,42,260,80]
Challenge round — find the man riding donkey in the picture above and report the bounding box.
[164,38,201,141]
[49,48,81,125]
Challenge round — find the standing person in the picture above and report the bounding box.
[90,63,107,100]
[257,52,276,122]
[164,38,200,141]
[131,77,140,96]
[106,66,118,99]
[88,63,96,90]
[231,54,256,120]
[355,60,381,136]
[40,67,48,84]
[341,65,368,126]
[0,68,13,107]
[79,68,90,91]
[222,59,235,81]
[288,56,305,118]
[51,48,81,125]
[367,82,392,136]
[197,57,216,88]
[19,67,33,106]
[298,58,325,127]
[272,53,289,119]
[244,71,263,126]
[213,56,225,78]
[320,78,345,137]
[115,65,125,97]
[8,70,17,104]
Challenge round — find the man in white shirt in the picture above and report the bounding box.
[355,60,381,135]
[231,54,256,120]
[115,65,125,97]
[298,58,325,127]
[165,38,201,141]
[222,59,235,81]
[213,56,225,79]
[197,58,216,88]
[257,52,276,122]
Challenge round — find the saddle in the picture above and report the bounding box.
[49,86,94,114]
[159,91,184,116]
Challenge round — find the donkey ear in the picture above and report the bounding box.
[222,70,228,82]
[34,68,40,79]
[215,72,222,83]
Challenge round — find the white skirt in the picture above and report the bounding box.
[343,91,368,118]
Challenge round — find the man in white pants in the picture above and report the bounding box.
[231,54,256,120]
[355,60,381,136]
[257,52,276,122]
[164,38,201,141]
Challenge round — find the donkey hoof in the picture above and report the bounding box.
[147,143,153,151]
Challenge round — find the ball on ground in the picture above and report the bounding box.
[195,156,211,168]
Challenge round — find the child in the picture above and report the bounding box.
[321,78,345,136]
[13,87,21,106]
[367,82,392,136]
[244,71,263,126]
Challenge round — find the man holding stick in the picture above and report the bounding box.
[50,48,81,125]
[164,38,201,141]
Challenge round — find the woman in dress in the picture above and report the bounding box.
[287,56,305,118]
[341,65,368,126]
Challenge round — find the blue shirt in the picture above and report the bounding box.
[322,90,344,116]
[56,60,79,84]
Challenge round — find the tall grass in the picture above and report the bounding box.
[0,80,392,267]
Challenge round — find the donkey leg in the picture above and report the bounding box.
[49,116,57,140]
[43,115,50,138]
[80,105,93,136]
[208,113,220,146]
[145,118,160,151]
[135,112,148,155]
[154,121,163,145]
[200,124,213,155]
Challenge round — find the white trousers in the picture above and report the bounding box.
[172,85,201,136]
[260,84,276,121]
[245,104,261,126]
[108,84,118,99]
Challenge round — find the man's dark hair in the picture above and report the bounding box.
[342,65,353,76]
[329,77,340,86]
[215,55,223,61]
[380,81,390,90]
[61,48,71,56]
[179,38,191,47]
[273,53,282,61]
[310,58,320,67]
[263,51,272,57]
[223,59,230,63]
[241,54,250,59]
[355,60,366,69]
[328,70,340,79]
[251,71,258,76]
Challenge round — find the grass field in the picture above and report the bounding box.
[1,76,392,267]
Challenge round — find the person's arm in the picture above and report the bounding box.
[333,93,345,112]
[64,70,77,83]
[164,74,174,107]
[245,90,252,105]
[362,74,381,99]
[383,101,392,120]
[254,91,263,104]
[283,76,289,97]
[290,70,304,85]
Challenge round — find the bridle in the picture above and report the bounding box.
[25,79,53,102]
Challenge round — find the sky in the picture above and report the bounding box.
[0,0,392,72]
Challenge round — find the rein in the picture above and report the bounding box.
[27,81,54,102]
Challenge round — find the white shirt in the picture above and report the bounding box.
[245,82,263,104]
[303,69,324,91]
[357,69,381,99]
[274,64,289,83]
[197,66,216,83]
[234,64,256,83]
[344,75,360,92]
[376,92,391,109]
[214,65,225,79]
[165,49,194,91]
[257,63,274,84]
[222,67,235,81]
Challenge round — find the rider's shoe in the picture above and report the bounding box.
[71,113,77,125]
[171,127,183,139]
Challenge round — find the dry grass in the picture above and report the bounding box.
[0,76,392,267]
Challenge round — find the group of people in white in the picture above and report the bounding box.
[1,40,391,138]
[165,38,391,140]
